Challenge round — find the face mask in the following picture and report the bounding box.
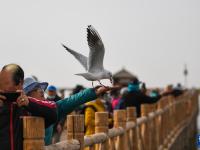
[48,95,56,99]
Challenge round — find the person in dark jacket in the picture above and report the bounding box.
[172,83,184,97]
[140,82,147,95]
[116,79,161,117]
[162,84,184,97]
[46,85,62,102]
[46,85,62,143]
[0,64,57,150]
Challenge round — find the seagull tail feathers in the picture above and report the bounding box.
[75,73,92,81]
[75,73,86,76]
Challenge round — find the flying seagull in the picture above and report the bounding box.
[62,25,113,87]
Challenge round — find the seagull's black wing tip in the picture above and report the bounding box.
[88,25,94,32]
[87,26,92,37]
[87,25,91,33]
[61,43,69,50]
[61,43,66,48]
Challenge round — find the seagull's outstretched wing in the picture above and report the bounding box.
[87,25,105,73]
[62,44,88,71]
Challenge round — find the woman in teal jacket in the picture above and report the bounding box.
[45,88,97,145]
[23,77,111,145]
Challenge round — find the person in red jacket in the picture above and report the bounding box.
[0,64,57,150]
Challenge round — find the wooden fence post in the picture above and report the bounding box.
[157,98,166,149]
[95,112,109,150]
[163,96,171,148]
[114,110,127,150]
[67,115,84,150]
[141,104,151,150]
[23,116,45,150]
[126,107,138,150]
[169,96,175,139]
[148,104,157,150]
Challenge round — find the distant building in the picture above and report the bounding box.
[113,68,137,86]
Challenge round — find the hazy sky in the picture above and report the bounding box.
[0,0,199,88]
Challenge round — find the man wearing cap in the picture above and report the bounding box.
[23,77,112,145]
[0,64,57,150]
[46,85,61,102]
[46,85,62,142]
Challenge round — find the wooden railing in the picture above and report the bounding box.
[23,90,199,150]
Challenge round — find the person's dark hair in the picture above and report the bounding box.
[141,83,146,90]
[2,64,24,85]
[72,85,85,94]
[131,78,140,85]
[110,89,119,98]
[177,83,182,88]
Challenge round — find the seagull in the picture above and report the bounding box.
[62,25,113,87]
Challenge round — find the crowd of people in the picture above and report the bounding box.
[0,63,185,150]
[76,78,184,137]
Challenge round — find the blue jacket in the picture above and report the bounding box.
[45,88,97,145]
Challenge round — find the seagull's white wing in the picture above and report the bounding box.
[87,25,105,73]
[62,44,88,71]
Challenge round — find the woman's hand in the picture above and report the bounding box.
[95,86,121,96]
